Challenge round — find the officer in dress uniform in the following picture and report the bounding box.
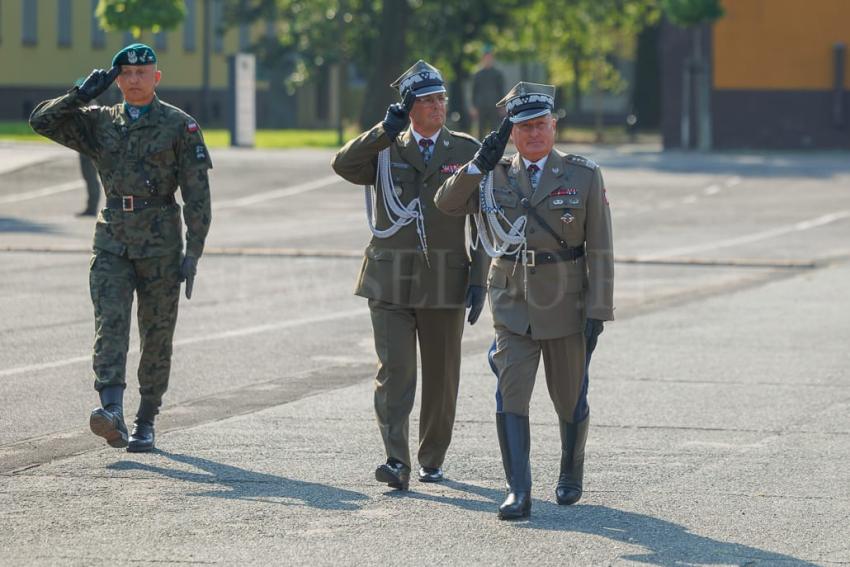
[332,61,488,489]
[435,82,614,519]
[29,44,212,453]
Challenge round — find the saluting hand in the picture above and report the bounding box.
[382,90,416,142]
[472,116,512,173]
[76,66,120,103]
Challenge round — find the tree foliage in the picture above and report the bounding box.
[223,0,661,129]
[96,0,186,38]
[661,0,723,26]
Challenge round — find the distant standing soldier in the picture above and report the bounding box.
[332,60,488,489]
[77,154,101,216]
[471,47,506,139]
[29,43,212,453]
[435,82,614,519]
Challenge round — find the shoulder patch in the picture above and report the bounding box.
[449,130,481,147]
[565,154,598,171]
[186,120,199,133]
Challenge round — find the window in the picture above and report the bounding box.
[22,0,37,46]
[183,0,196,52]
[91,0,105,48]
[212,0,223,54]
[154,30,167,51]
[238,23,250,51]
[57,0,71,47]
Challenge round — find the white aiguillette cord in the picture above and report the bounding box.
[470,170,530,294]
[364,147,431,268]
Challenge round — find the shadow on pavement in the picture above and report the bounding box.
[396,482,818,566]
[0,217,56,233]
[108,450,369,511]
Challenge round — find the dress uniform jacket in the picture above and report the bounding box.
[29,94,212,259]
[435,149,615,339]
[332,124,488,304]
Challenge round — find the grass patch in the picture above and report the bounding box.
[0,121,47,142]
[203,128,355,149]
[1,120,659,148]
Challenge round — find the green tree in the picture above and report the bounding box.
[495,0,659,141]
[410,0,523,131]
[661,0,724,149]
[96,0,186,38]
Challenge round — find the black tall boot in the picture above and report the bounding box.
[556,415,589,505]
[89,385,128,448]
[495,413,511,491]
[497,413,531,520]
[127,399,158,453]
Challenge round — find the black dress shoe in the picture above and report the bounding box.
[127,420,155,453]
[375,459,410,490]
[418,466,444,483]
[89,406,128,448]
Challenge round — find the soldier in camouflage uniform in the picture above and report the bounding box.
[29,43,212,453]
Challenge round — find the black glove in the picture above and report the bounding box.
[76,66,120,104]
[584,318,604,341]
[472,116,512,172]
[381,90,416,142]
[179,256,198,300]
[465,285,486,325]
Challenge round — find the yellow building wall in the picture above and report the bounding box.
[0,0,258,89]
[714,0,850,90]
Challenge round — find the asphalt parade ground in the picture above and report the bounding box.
[1,140,849,565]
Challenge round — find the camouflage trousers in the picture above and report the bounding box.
[89,248,181,409]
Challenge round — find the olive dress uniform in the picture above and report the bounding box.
[435,81,614,519]
[332,62,487,486]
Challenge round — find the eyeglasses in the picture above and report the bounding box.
[416,95,449,107]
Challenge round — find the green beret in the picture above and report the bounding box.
[112,43,157,67]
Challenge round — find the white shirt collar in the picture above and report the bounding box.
[411,128,440,146]
[521,154,549,171]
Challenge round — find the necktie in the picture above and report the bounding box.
[527,163,540,189]
[419,138,434,164]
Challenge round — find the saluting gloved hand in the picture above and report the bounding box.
[381,90,417,142]
[76,66,120,104]
[472,116,513,172]
[179,256,198,300]
[465,285,486,325]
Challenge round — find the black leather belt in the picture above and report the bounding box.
[501,246,584,267]
[106,195,175,212]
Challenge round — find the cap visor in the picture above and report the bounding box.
[414,85,447,97]
[509,109,552,124]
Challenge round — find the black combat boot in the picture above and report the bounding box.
[127,399,158,453]
[89,385,128,448]
[556,416,589,505]
[497,413,531,520]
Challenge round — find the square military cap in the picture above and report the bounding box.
[112,43,157,67]
[390,60,446,99]
[497,82,556,123]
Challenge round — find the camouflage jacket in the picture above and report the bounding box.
[29,92,212,259]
